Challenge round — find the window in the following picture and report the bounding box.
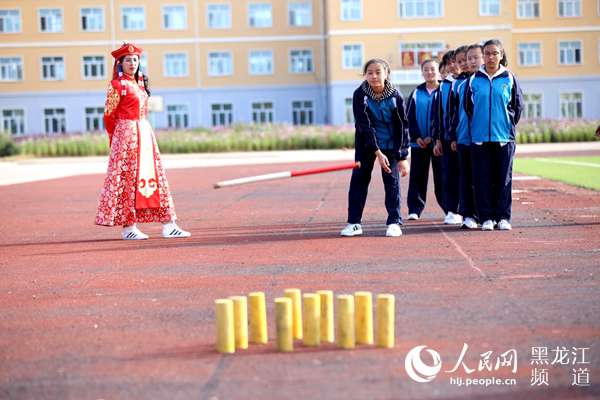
[41,56,64,80]
[342,44,363,69]
[341,0,362,21]
[207,4,231,28]
[81,7,104,31]
[518,43,541,66]
[164,53,188,77]
[163,5,186,30]
[522,94,542,119]
[1,109,25,136]
[208,52,232,76]
[167,104,189,129]
[252,102,274,123]
[289,2,312,26]
[399,42,445,68]
[479,0,500,16]
[290,49,313,73]
[559,41,582,65]
[44,108,66,134]
[292,101,314,125]
[140,54,148,73]
[39,9,62,32]
[249,50,273,75]
[398,0,443,18]
[344,98,354,124]
[559,92,582,119]
[211,103,233,126]
[248,3,272,28]
[558,0,581,17]
[0,9,21,33]
[0,57,23,81]
[122,7,145,31]
[517,0,540,18]
[85,107,104,132]
[82,56,105,79]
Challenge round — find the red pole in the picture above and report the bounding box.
[290,161,360,177]
[214,161,360,189]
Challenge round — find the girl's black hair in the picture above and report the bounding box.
[455,45,469,57]
[441,50,456,64]
[362,58,391,76]
[467,43,484,54]
[119,55,151,96]
[482,39,508,67]
[420,58,438,70]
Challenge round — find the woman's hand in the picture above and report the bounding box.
[416,138,426,149]
[398,159,409,177]
[433,140,442,156]
[423,136,433,146]
[376,150,392,174]
[451,141,458,152]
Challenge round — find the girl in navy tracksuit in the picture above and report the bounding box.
[464,39,524,231]
[341,59,410,238]
[405,59,445,220]
[433,47,469,225]
[449,44,484,229]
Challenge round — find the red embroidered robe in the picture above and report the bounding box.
[95,75,176,226]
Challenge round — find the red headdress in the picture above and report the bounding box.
[110,43,144,80]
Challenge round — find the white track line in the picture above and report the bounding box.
[439,229,488,279]
[534,158,600,168]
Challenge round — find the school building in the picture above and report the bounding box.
[0,0,599,135]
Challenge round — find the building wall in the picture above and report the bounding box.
[1,0,598,135]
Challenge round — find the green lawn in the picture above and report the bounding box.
[514,156,600,191]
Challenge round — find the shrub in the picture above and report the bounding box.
[12,120,600,157]
[0,134,19,157]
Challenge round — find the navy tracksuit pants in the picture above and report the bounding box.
[471,142,515,223]
[347,149,402,225]
[442,140,459,214]
[407,145,445,216]
[457,144,477,220]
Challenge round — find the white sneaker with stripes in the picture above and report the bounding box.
[162,221,191,238]
[340,223,363,237]
[121,225,149,240]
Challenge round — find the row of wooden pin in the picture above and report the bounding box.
[215,289,395,353]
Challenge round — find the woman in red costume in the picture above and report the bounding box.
[95,43,190,240]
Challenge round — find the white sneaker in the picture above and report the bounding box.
[497,219,512,231]
[122,224,149,240]
[444,212,463,225]
[481,220,495,231]
[340,223,362,237]
[407,213,419,221]
[162,221,191,238]
[461,217,478,229]
[385,223,402,237]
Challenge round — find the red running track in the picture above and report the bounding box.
[0,162,599,399]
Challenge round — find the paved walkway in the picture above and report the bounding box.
[1,142,599,186]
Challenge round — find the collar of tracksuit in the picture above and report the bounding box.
[361,80,396,103]
[478,64,508,79]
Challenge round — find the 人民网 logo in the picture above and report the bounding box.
[405,345,443,383]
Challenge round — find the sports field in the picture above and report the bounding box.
[1,151,599,399]
[514,156,600,191]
